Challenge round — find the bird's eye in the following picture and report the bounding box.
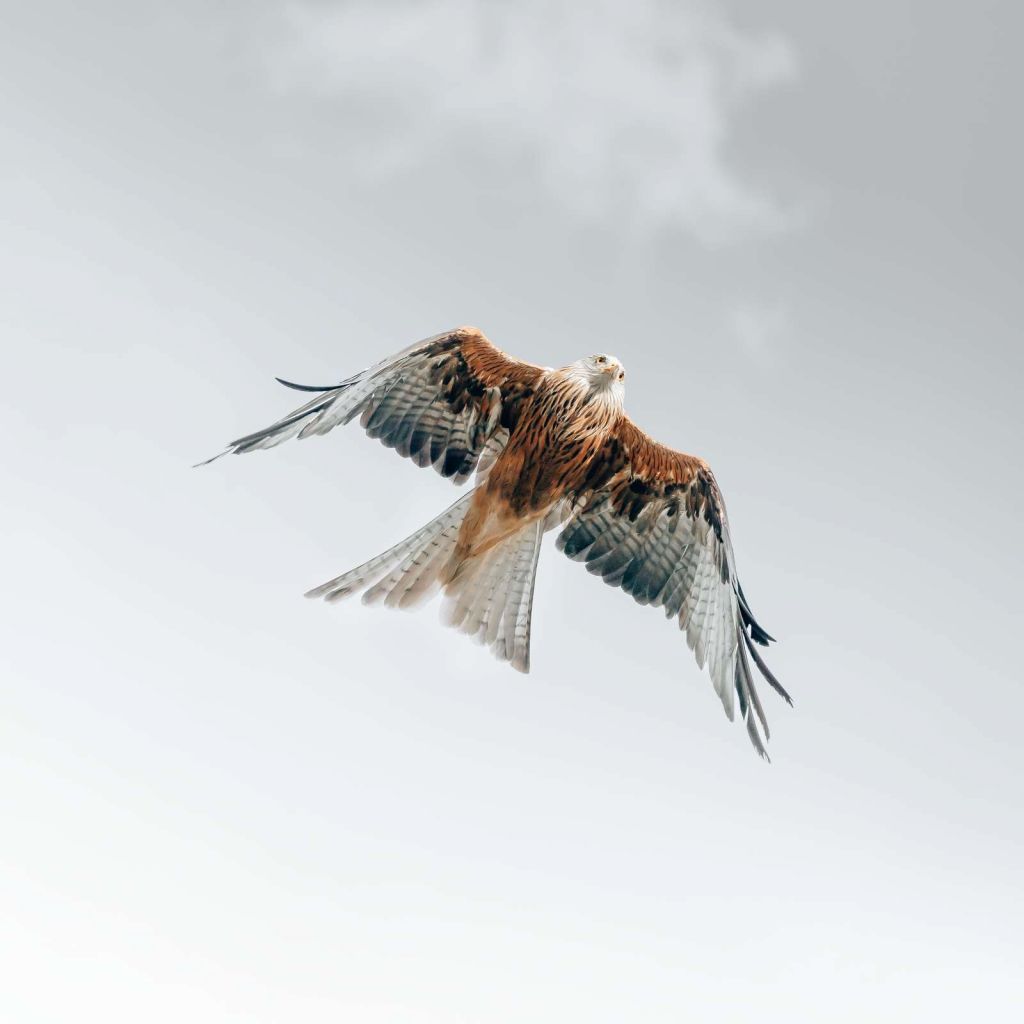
[596,355,606,364]
[617,371,625,381]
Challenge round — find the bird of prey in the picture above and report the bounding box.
[203,327,791,754]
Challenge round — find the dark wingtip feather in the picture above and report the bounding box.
[275,377,343,393]
[745,708,770,760]
[736,580,776,645]
[193,449,230,468]
[742,630,793,706]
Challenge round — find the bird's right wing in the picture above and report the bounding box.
[199,327,545,484]
[558,415,790,756]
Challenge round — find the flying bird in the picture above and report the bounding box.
[202,327,791,755]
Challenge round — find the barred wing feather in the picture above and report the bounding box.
[200,327,543,484]
[558,417,790,756]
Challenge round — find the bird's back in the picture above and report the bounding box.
[483,370,621,518]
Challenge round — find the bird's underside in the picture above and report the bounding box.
[201,326,791,756]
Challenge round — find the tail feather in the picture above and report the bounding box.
[443,547,495,633]
[305,492,475,604]
[307,493,547,674]
[442,520,544,673]
[464,543,518,645]
[368,508,469,610]
[498,521,544,670]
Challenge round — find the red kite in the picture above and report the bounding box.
[204,327,791,754]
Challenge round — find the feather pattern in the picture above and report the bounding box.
[442,518,545,672]
[305,491,476,605]
[557,416,789,756]
[202,326,790,756]
[199,328,543,481]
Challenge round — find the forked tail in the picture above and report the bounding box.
[306,493,545,672]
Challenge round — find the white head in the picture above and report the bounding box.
[565,352,627,407]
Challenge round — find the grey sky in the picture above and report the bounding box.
[2,1,1022,1021]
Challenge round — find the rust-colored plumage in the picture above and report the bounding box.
[202,326,790,755]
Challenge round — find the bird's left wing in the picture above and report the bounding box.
[557,416,791,756]
[200,327,545,484]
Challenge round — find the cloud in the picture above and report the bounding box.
[266,0,798,243]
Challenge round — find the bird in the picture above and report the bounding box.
[201,326,791,755]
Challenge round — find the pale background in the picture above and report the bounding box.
[2,2,1022,1021]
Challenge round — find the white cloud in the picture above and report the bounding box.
[266,0,798,243]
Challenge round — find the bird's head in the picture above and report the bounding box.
[566,353,626,406]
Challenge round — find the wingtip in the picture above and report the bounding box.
[193,449,231,468]
[742,629,793,706]
[745,712,771,761]
[736,580,776,645]
[275,377,342,393]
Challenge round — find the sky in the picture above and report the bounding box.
[2,1,1022,1021]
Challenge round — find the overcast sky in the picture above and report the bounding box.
[2,2,1022,1021]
